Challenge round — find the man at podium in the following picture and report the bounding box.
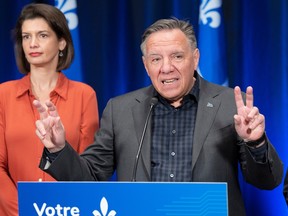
[33,18,283,216]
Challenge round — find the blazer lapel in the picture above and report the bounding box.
[192,79,221,171]
[131,88,154,180]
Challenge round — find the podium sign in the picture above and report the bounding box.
[18,182,228,216]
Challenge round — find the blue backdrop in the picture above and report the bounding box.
[0,0,287,215]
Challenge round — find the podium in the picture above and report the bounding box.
[18,182,228,216]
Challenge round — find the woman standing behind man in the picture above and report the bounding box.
[0,3,99,216]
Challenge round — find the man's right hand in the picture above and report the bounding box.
[33,100,66,153]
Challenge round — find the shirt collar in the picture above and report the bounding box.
[16,72,69,100]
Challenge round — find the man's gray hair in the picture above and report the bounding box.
[140,17,197,55]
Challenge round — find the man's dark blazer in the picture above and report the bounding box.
[284,169,288,205]
[41,74,283,216]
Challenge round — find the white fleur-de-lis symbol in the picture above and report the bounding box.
[92,197,117,216]
[55,0,78,30]
[199,0,222,28]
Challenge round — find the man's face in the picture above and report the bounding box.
[142,29,199,107]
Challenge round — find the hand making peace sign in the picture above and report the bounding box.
[33,100,66,153]
[234,86,265,142]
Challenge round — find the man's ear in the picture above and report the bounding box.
[142,56,150,77]
[193,48,200,70]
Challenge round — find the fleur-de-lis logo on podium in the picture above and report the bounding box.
[92,197,117,216]
[199,0,222,28]
[55,0,78,30]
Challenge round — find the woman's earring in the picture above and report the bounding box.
[59,50,64,57]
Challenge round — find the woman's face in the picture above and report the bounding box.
[21,18,66,71]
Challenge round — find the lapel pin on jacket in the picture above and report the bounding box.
[207,102,214,108]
